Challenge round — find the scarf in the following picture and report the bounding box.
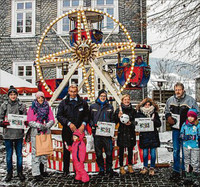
[32,99,49,123]
[121,103,132,110]
[140,105,155,117]
[97,98,108,108]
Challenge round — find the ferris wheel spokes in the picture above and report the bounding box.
[97,23,119,51]
[49,61,80,106]
[90,59,121,104]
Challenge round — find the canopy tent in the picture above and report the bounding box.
[0,69,38,94]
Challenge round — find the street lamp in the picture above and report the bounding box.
[152,78,167,103]
[156,78,167,103]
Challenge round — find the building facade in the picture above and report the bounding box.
[0,0,147,102]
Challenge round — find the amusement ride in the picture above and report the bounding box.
[34,7,152,106]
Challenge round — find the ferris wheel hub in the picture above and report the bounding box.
[71,39,97,64]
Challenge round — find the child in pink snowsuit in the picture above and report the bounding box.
[67,129,89,183]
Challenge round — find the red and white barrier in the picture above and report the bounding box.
[23,136,146,172]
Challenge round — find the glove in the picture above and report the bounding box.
[39,124,47,131]
[86,124,92,135]
[198,136,200,148]
[64,141,72,151]
[0,121,10,127]
[24,121,29,127]
[183,135,196,141]
[167,116,176,125]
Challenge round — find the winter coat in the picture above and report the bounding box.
[27,106,55,137]
[136,98,161,149]
[68,130,89,182]
[70,132,86,163]
[165,93,199,130]
[180,120,200,148]
[0,98,26,139]
[57,94,89,143]
[114,104,136,147]
[89,100,114,135]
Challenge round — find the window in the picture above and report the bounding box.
[11,0,35,37]
[56,66,83,93]
[13,61,35,85]
[57,0,84,34]
[91,0,118,33]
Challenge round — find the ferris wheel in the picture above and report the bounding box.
[35,7,149,106]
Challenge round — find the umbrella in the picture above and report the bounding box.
[0,69,38,94]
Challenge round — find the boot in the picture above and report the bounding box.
[40,163,49,177]
[34,175,43,181]
[5,172,12,182]
[128,165,134,173]
[192,172,199,187]
[169,171,180,180]
[18,172,25,181]
[140,167,148,175]
[149,168,155,176]
[120,167,126,175]
[183,172,193,185]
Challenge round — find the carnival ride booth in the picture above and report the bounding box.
[0,69,38,95]
[32,8,153,172]
[116,45,151,89]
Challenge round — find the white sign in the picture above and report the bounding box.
[7,114,27,129]
[95,121,115,137]
[135,118,154,132]
[171,114,180,129]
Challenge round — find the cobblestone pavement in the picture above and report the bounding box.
[0,142,198,187]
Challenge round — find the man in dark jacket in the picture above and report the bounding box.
[90,89,116,177]
[165,82,199,180]
[57,84,89,176]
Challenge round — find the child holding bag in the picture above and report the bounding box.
[65,129,89,183]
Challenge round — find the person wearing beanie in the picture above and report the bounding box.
[165,82,200,180]
[65,130,89,183]
[7,85,18,96]
[57,84,89,176]
[27,91,55,181]
[89,89,117,178]
[0,85,26,182]
[180,108,200,186]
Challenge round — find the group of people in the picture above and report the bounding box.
[0,82,199,186]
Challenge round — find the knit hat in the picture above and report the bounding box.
[98,89,107,98]
[35,91,45,98]
[136,56,143,61]
[187,108,198,120]
[8,85,18,96]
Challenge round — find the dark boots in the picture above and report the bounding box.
[169,171,180,180]
[40,163,49,177]
[5,171,25,182]
[183,172,199,186]
[5,172,12,182]
[18,172,25,181]
[34,175,43,181]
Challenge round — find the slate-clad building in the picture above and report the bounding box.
[0,0,147,102]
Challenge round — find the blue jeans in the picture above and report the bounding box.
[172,129,185,172]
[143,148,156,168]
[4,138,23,173]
